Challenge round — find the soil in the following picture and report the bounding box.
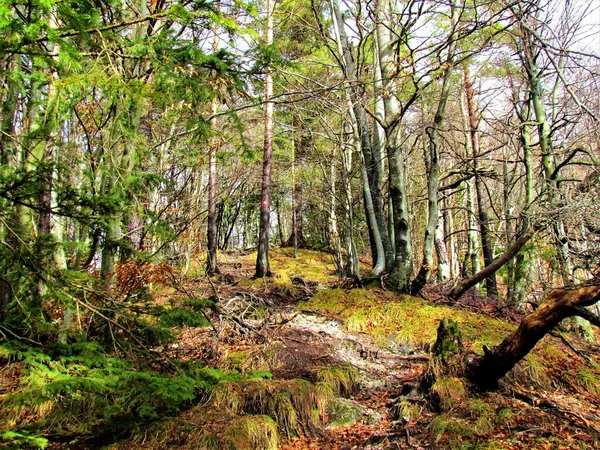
[3,249,600,449]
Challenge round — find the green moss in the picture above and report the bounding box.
[317,364,360,396]
[432,377,466,411]
[393,399,421,422]
[211,378,329,437]
[466,398,492,417]
[0,431,48,449]
[494,407,515,426]
[221,415,278,450]
[429,413,473,442]
[514,353,553,389]
[433,318,463,362]
[327,398,364,426]
[570,368,600,398]
[301,289,514,352]
[239,248,337,294]
[225,351,254,373]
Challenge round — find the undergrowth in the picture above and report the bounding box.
[238,248,337,295]
[300,288,514,351]
[0,341,262,449]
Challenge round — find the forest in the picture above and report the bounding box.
[1,0,599,448]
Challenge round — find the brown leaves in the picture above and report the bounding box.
[115,260,175,296]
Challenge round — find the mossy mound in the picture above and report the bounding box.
[237,248,337,295]
[300,288,514,352]
[211,378,331,438]
[121,408,278,450]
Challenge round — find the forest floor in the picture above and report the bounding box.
[2,248,600,449]
[116,248,600,450]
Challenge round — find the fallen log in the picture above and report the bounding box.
[464,283,600,390]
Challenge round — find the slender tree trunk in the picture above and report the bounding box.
[373,39,394,270]
[460,90,480,279]
[375,0,413,292]
[255,0,274,277]
[464,66,497,296]
[520,22,571,287]
[510,94,535,306]
[275,197,285,247]
[339,137,361,281]
[206,26,220,275]
[435,210,451,281]
[449,225,539,301]
[328,150,344,277]
[412,6,458,293]
[0,57,29,247]
[291,134,298,257]
[503,155,515,300]
[286,118,305,251]
[330,0,388,274]
[443,197,459,279]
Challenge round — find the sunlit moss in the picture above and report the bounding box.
[221,415,278,450]
[240,248,338,293]
[570,368,600,398]
[393,399,421,422]
[327,398,364,426]
[211,378,329,437]
[317,364,360,396]
[510,353,553,389]
[301,289,514,352]
[494,407,515,426]
[429,413,473,442]
[432,377,466,411]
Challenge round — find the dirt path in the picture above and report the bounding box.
[166,281,432,449]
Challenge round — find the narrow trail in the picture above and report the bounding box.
[165,270,433,449]
[275,312,431,449]
[115,249,600,449]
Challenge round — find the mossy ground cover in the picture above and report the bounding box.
[236,248,338,295]
[300,288,515,352]
[301,287,600,448]
[2,249,600,449]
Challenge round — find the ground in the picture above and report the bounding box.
[1,248,600,449]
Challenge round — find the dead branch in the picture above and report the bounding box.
[466,284,600,390]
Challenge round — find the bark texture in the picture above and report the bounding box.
[255,0,274,278]
[448,225,539,301]
[466,284,600,390]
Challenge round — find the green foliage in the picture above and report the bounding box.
[0,430,48,449]
[301,289,514,351]
[159,307,211,328]
[0,341,230,444]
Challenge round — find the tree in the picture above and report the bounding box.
[256,0,275,277]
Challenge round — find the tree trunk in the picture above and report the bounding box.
[329,0,388,275]
[375,0,413,292]
[449,225,539,301]
[435,211,451,282]
[255,0,274,278]
[464,66,497,296]
[412,5,457,293]
[510,92,535,306]
[328,149,344,277]
[460,91,480,279]
[206,27,220,275]
[466,284,600,390]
